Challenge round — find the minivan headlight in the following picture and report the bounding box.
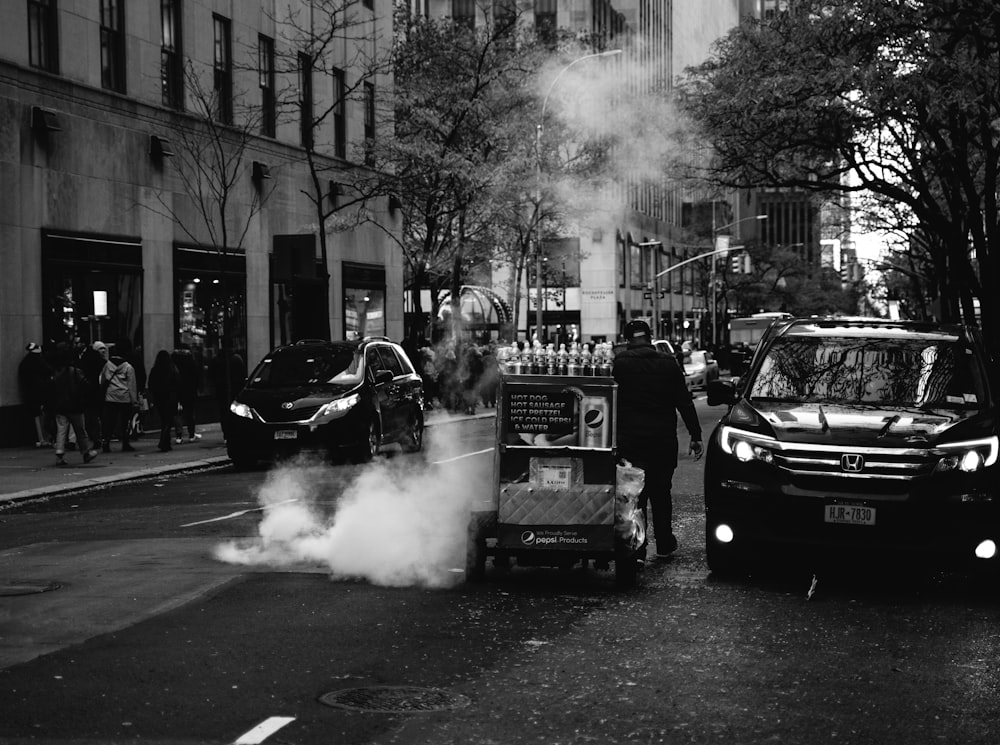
[720,426,776,464]
[316,393,360,418]
[230,401,255,419]
[934,436,998,473]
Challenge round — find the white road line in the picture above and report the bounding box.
[180,498,299,528]
[432,447,494,465]
[233,716,296,744]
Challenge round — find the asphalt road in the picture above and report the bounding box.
[1,402,1000,745]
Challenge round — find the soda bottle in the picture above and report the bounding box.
[598,343,613,376]
[531,340,543,375]
[511,341,524,375]
[567,342,582,376]
[581,344,593,376]
[545,344,556,376]
[556,343,568,376]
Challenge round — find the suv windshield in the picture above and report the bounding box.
[247,346,361,388]
[749,335,987,408]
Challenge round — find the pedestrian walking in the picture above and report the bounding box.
[209,344,246,441]
[478,343,499,408]
[46,344,99,466]
[612,319,703,562]
[147,349,180,452]
[79,341,108,448]
[101,342,139,452]
[18,341,54,447]
[171,344,202,444]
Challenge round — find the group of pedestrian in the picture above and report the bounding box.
[18,339,216,464]
[412,338,499,415]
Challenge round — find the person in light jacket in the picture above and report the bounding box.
[101,341,139,452]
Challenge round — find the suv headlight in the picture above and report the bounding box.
[316,393,360,418]
[934,436,999,473]
[720,426,776,464]
[230,402,255,419]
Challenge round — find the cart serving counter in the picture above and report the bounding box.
[466,372,645,588]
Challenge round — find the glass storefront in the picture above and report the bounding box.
[175,245,247,397]
[343,262,386,340]
[42,231,143,352]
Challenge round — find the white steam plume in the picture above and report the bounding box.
[214,430,489,589]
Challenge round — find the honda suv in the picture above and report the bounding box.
[704,318,1000,575]
[225,337,424,468]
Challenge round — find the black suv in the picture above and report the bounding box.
[704,318,1000,575]
[225,337,424,468]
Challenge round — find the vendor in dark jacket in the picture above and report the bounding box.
[613,320,703,561]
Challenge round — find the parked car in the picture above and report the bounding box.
[225,337,425,469]
[683,349,720,390]
[703,317,1000,577]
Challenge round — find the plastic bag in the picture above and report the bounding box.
[615,459,646,550]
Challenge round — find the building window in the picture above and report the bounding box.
[213,15,232,124]
[100,0,126,93]
[258,35,275,137]
[343,263,386,341]
[363,82,375,165]
[175,246,247,397]
[494,0,517,27]
[299,52,313,148]
[161,0,183,109]
[27,0,59,73]
[535,0,557,43]
[452,0,475,29]
[332,67,346,159]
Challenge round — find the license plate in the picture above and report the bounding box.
[824,504,876,526]
[274,430,298,440]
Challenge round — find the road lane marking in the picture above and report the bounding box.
[233,716,296,744]
[180,498,299,528]
[431,447,494,465]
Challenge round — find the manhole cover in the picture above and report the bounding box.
[319,686,470,713]
[0,580,61,597]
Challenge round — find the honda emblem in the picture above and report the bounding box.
[841,453,864,473]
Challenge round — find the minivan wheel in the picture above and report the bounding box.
[705,535,747,578]
[354,419,380,462]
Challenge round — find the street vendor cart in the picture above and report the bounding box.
[466,371,645,588]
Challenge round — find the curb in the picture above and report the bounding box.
[0,410,496,507]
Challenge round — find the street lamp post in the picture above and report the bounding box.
[534,49,622,340]
[710,213,767,347]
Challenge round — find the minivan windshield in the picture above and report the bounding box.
[749,335,987,408]
[247,347,361,388]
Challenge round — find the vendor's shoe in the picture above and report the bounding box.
[55,455,67,467]
[654,534,679,559]
[83,449,98,464]
[102,442,111,453]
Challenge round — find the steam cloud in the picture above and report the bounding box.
[214,430,487,588]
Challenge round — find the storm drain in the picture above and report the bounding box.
[0,580,61,597]
[319,686,471,714]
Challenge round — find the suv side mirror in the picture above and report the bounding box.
[374,369,394,385]
[707,379,737,406]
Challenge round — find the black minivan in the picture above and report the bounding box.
[704,318,1000,575]
[225,337,424,468]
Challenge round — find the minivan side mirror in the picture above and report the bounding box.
[374,369,394,385]
[707,379,737,406]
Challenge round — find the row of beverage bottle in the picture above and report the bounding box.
[498,340,615,376]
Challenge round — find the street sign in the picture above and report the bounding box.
[642,291,653,299]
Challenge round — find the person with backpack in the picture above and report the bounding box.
[47,343,99,466]
[101,342,139,452]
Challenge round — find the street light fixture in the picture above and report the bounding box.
[534,49,622,340]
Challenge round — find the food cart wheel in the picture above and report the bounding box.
[614,540,639,589]
[465,512,495,583]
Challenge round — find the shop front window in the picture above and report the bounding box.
[42,232,143,353]
[343,262,386,341]
[175,246,246,397]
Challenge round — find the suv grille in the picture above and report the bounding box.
[772,442,935,481]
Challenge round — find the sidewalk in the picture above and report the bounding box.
[0,408,496,506]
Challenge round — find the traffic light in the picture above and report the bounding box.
[731,252,751,274]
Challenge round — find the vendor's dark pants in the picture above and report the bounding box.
[619,437,678,555]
